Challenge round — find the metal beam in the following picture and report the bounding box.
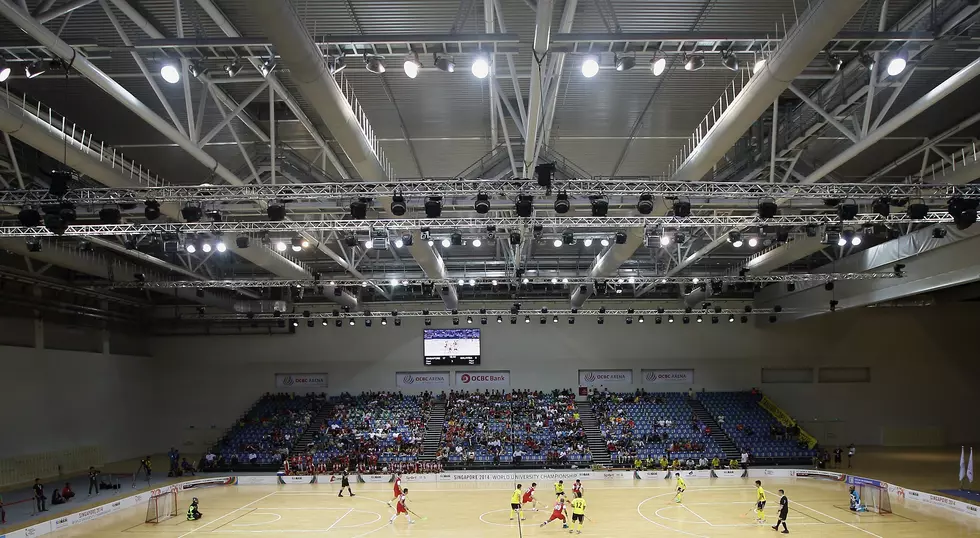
[522,0,554,176]
[36,0,94,23]
[788,84,859,143]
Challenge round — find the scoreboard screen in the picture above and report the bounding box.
[423,328,481,366]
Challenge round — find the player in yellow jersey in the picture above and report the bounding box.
[554,480,565,497]
[510,483,525,521]
[673,473,687,503]
[569,492,587,534]
[755,480,767,523]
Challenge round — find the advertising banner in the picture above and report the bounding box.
[455,371,510,387]
[578,369,633,385]
[635,470,671,480]
[238,476,279,485]
[678,469,712,479]
[712,469,746,478]
[278,475,316,484]
[396,371,450,388]
[748,468,792,478]
[402,473,439,483]
[359,474,393,483]
[846,475,886,488]
[275,373,328,388]
[793,469,844,480]
[641,369,695,384]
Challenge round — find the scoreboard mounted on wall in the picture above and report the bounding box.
[423,328,481,365]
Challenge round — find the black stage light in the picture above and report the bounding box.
[453,317,459,325]
[365,319,372,327]
[236,235,250,248]
[637,194,654,215]
[307,319,315,328]
[758,198,778,219]
[510,316,517,324]
[18,208,41,227]
[535,163,555,188]
[350,198,368,219]
[424,196,443,218]
[48,170,72,197]
[597,317,604,325]
[394,318,402,326]
[932,227,947,239]
[540,316,546,324]
[390,194,407,216]
[562,230,575,245]
[907,198,929,220]
[497,315,503,323]
[568,317,575,325]
[481,317,488,325]
[872,197,891,217]
[267,202,287,221]
[948,197,979,230]
[181,205,203,222]
[554,191,570,214]
[450,232,463,246]
[525,315,531,324]
[474,192,491,214]
[515,195,534,218]
[144,200,161,221]
[672,200,691,218]
[615,231,627,244]
[837,199,858,220]
[590,196,608,217]
[509,231,522,245]
[99,207,121,224]
[43,213,68,235]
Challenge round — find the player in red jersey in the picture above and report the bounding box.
[387,473,403,507]
[522,482,539,511]
[387,488,414,525]
[572,479,583,496]
[540,495,568,528]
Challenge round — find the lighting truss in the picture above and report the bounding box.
[191,308,792,321]
[3,181,978,205]
[103,272,900,290]
[0,213,954,237]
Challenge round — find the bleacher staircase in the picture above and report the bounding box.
[290,402,334,457]
[576,401,611,466]
[688,398,741,460]
[419,400,447,461]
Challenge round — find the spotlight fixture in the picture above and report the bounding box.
[18,207,42,227]
[932,227,948,239]
[223,60,243,78]
[753,57,766,74]
[275,240,287,252]
[583,238,593,247]
[638,315,645,323]
[424,196,443,218]
[659,234,671,247]
[696,315,703,323]
[540,316,547,325]
[328,55,346,74]
[425,318,432,326]
[554,191,570,214]
[727,231,742,247]
[672,200,691,218]
[466,316,473,324]
[434,53,456,73]
[562,230,575,246]
[637,193,655,214]
[307,319,315,328]
[886,49,908,77]
[390,194,407,216]
[872,197,891,217]
[858,53,875,70]
[515,195,534,218]
[535,163,555,188]
[450,232,463,246]
[684,54,705,71]
[291,236,304,252]
[159,62,180,83]
[365,55,386,74]
[471,54,490,79]
[758,198,778,219]
[837,198,858,220]
[597,317,604,325]
[533,225,543,239]
[826,52,843,71]
[615,231,627,245]
[650,53,667,76]
[720,50,739,71]
[181,205,203,223]
[615,53,635,71]
[185,239,198,254]
[215,240,227,253]
[590,196,609,217]
[907,198,929,220]
[682,316,690,324]
[747,237,758,248]
[948,197,979,230]
[581,55,600,78]
[497,315,502,323]
[401,233,413,247]
[188,62,209,78]
[0,58,10,83]
[626,316,633,325]
[509,231,522,245]
[403,52,422,78]
[601,238,610,247]
[336,319,343,327]
[472,238,482,248]
[267,202,287,221]
[525,315,531,324]
[259,59,277,77]
[349,198,369,219]
[453,317,460,325]
[474,192,491,214]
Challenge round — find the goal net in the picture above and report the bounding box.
[858,483,892,514]
[145,488,179,523]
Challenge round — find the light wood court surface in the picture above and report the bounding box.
[43,479,980,537]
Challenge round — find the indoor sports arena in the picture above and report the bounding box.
[1,0,980,537]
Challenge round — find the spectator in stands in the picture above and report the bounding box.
[168,447,180,477]
[685,458,695,469]
[729,458,739,469]
[688,388,694,400]
[61,483,75,502]
[181,458,196,476]
[514,448,524,466]
[741,450,750,469]
[249,451,258,465]
[711,457,720,468]
[33,478,47,512]
[698,456,709,469]
[717,414,725,424]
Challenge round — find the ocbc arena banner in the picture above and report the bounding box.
[396,371,450,387]
[578,369,633,385]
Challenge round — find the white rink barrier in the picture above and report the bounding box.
[889,484,980,519]
[2,477,235,538]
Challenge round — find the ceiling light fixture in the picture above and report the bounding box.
[365,55,386,74]
[887,49,908,77]
[650,53,666,76]
[721,50,739,71]
[434,53,455,73]
[471,54,490,79]
[404,52,422,79]
[684,54,705,71]
[0,59,11,83]
[25,60,46,79]
[581,55,600,78]
[615,53,635,71]
[753,58,766,74]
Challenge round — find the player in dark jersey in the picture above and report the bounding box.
[772,489,789,533]
[338,470,354,497]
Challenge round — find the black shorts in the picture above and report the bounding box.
[572,514,584,523]
[779,511,788,520]
[341,480,350,487]
[556,491,564,497]
[757,501,767,510]
[511,503,522,510]
[677,487,685,493]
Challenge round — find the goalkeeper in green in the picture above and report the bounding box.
[187,497,203,520]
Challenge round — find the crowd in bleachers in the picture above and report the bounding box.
[591,389,724,466]
[304,391,433,473]
[699,392,817,460]
[207,392,324,468]
[439,389,591,466]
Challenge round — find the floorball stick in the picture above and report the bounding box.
[407,508,428,521]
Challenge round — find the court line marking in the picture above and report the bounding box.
[231,513,282,527]
[478,507,531,527]
[324,508,354,533]
[176,491,278,538]
[680,504,713,526]
[273,485,756,493]
[637,492,710,538]
[765,488,884,538]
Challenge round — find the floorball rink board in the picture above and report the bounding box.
[18,479,980,538]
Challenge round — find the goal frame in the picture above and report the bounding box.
[145,488,179,524]
[857,483,892,515]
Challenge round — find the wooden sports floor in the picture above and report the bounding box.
[44,478,980,537]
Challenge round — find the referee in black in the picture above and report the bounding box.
[772,489,789,533]
[338,470,355,497]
